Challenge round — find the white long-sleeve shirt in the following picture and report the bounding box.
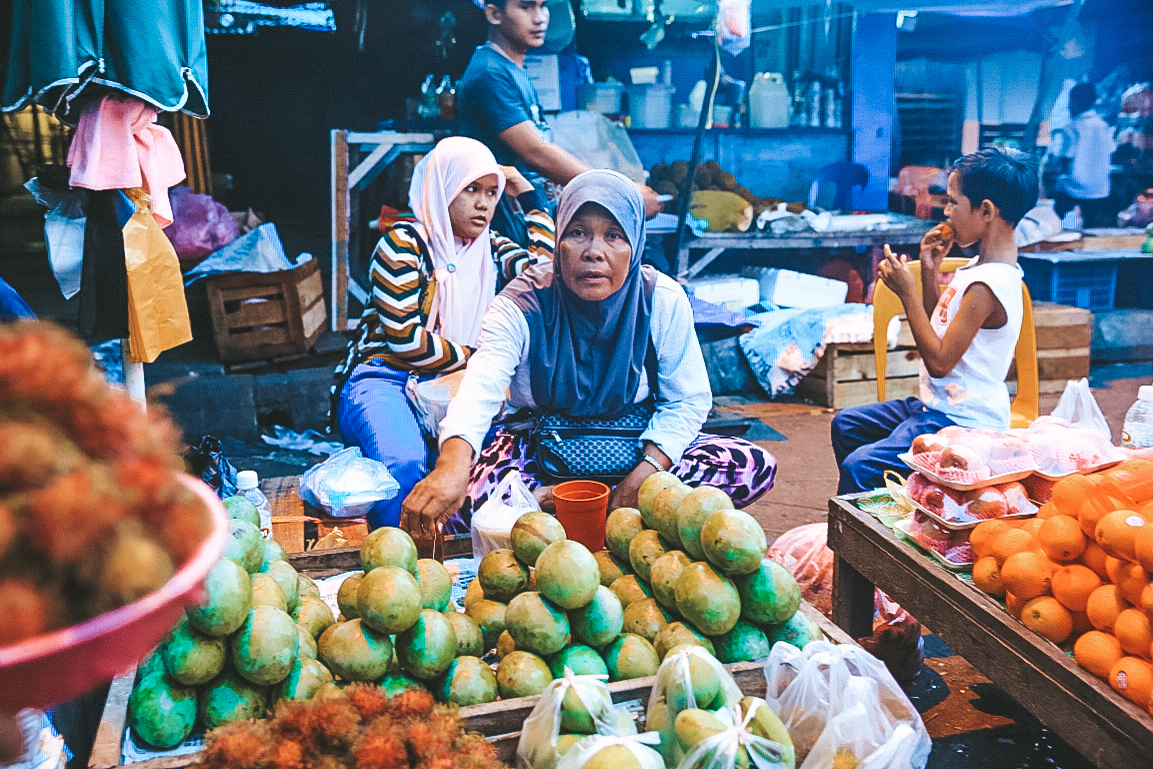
[1055,110,1115,200]
[439,272,713,464]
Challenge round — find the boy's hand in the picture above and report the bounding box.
[877,244,917,301]
[919,222,954,273]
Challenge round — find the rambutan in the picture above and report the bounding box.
[388,691,434,720]
[0,503,14,560]
[268,740,305,769]
[27,470,126,565]
[199,722,272,769]
[346,683,390,723]
[0,579,52,646]
[0,420,81,490]
[300,700,362,754]
[353,733,408,769]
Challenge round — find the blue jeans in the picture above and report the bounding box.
[337,359,431,530]
[831,397,956,495]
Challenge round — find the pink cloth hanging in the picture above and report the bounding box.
[67,96,186,227]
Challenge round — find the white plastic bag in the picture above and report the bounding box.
[298,447,400,518]
[678,701,794,769]
[518,669,636,769]
[557,733,664,769]
[646,646,745,765]
[472,470,539,565]
[406,369,467,438]
[715,0,751,56]
[765,641,930,769]
[762,641,807,703]
[800,677,920,769]
[1050,377,1111,438]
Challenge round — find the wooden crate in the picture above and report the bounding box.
[204,257,326,363]
[1008,302,1092,393]
[796,319,919,409]
[89,545,852,769]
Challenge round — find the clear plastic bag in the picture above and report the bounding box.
[766,524,833,616]
[557,733,665,769]
[765,642,930,769]
[298,446,400,518]
[406,369,467,438]
[800,678,921,769]
[715,0,751,56]
[472,470,540,565]
[1049,379,1111,438]
[518,669,636,769]
[905,426,1037,488]
[646,646,744,766]
[678,701,795,769]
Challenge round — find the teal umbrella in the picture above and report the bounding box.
[3,0,209,120]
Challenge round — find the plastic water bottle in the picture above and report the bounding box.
[237,470,272,539]
[1121,385,1153,449]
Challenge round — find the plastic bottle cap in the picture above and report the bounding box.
[236,470,259,490]
[1140,385,1153,402]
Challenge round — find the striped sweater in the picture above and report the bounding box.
[330,211,554,427]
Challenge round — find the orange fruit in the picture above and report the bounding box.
[1079,540,1111,581]
[1095,509,1152,561]
[1020,518,1044,537]
[1143,584,1153,623]
[1053,474,1101,518]
[1051,564,1103,612]
[1110,656,1153,705]
[1074,630,1124,678]
[1114,608,1153,658]
[1087,585,1132,632]
[1100,460,1153,504]
[1005,591,1028,619]
[972,556,1005,597]
[1001,551,1053,600]
[991,528,1040,566]
[1071,610,1094,634]
[970,520,1012,561]
[1039,515,1087,562]
[1113,560,1152,605]
[1079,493,1129,538]
[1134,525,1153,572]
[1036,501,1059,520]
[1020,596,1074,644]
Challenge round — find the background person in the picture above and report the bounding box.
[457,0,662,237]
[401,170,776,535]
[331,137,553,530]
[1052,82,1118,227]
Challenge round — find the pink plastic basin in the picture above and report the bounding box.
[0,475,227,712]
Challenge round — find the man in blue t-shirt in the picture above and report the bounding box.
[458,0,660,222]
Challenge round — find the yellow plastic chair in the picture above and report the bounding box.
[872,257,1039,428]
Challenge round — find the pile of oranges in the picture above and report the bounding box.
[969,458,1153,711]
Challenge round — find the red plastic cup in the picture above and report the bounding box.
[553,480,610,552]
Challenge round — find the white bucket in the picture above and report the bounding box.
[628,84,674,129]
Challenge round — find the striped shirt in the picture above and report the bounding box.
[330,211,554,428]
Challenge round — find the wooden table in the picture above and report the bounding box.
[827,495,1153,768]
[675,215,935,280]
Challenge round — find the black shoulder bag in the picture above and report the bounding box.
[528,343,660,484]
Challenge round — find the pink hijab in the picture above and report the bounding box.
[415,137,505,348]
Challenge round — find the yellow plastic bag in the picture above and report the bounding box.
[122,188,193,363]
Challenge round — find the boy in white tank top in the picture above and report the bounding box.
[832,148,1039,494]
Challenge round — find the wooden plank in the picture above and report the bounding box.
[1035,325,1092,350]
[220,298,288,328]
[827,496,1153,767]
[88,670,134,769]
[829,347,921,383]
[331,129,350,332]
[797,374,919,409]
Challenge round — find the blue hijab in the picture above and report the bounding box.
[503,169,658,419]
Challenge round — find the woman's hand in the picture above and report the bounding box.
[400,438,473,537]
[533,485,556,514]
[609,445,670,511]
[498,165,536,197]
[877,244,918,303]
[918,223,954,274]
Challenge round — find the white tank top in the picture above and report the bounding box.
[919,258,1024,431]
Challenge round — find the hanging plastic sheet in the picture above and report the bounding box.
[3,0,209,121]
[24,177,87,300]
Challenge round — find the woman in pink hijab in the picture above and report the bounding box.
[330,136,554,530]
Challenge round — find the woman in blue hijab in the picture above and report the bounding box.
[402,170,777,534]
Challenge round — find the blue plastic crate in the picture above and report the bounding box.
[1020,257,1117,312]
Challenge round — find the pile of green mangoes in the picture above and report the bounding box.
[128,497,339,749]
[603,473,818,666]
